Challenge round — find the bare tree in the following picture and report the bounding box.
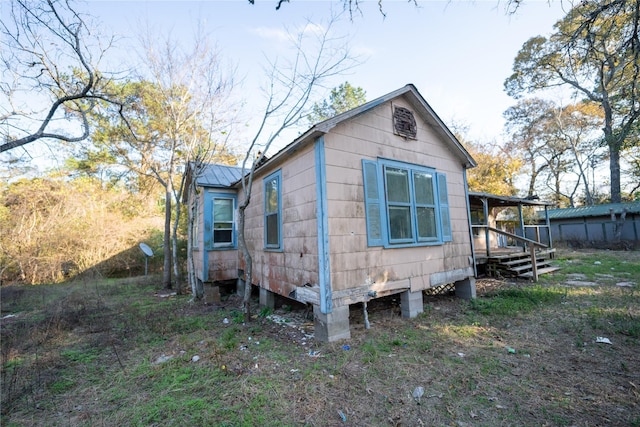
[249,0,417,18]
[82,30,236,291]
[0,0,119,153]
[237,16,359,321]
[137,29,238,293]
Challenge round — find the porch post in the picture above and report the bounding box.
[545,205,553,249]
[529,245,538,282]
[518,204,525,252]
[483,198,490,257]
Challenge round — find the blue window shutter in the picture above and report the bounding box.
[437,172,452,242]
[362,160,383,246]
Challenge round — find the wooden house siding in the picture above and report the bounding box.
[190,190,206,281]
[322,97,473,297]
[187,84,478,341]
[188,187,240,283]
[238,144,320,296]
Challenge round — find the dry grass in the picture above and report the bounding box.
[1,250,639,426]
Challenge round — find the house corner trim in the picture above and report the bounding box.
[315,136,332,314]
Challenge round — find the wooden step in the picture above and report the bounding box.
[489,248,556,261]
[509,260,553,273]
[489,252,531,261]
[501,257,550,267]
[519,266,562,278]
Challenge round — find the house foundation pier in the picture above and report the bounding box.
[401,290,424,318]
[454,277,476,300]
[259,287,276,309]
[313,305,351,342]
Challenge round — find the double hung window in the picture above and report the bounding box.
[264,170,282,250]
[363,159,451,247]
[213,198,234,246]
[205,192,237,249]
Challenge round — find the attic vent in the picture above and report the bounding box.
[393,106,417,139]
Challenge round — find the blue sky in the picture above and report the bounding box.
[85,0,567,146]
[1,0,570,168]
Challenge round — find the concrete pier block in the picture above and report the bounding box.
[259,287,275,309]
[313,305,351,342]
[236,277,245,297]
[205,285,220,304]
[454,277,477,300]
[401,290,424,318]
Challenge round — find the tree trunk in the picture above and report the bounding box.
[238,204,253,322]
[609,138,622,203]
[163,189,172,289]
[602,95,622,203]
[171,200,182,294]
[187,199,203,300]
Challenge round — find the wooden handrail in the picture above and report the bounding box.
[475,226,549,282]
[485,226,548,249]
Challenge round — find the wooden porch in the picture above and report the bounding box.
[469,193,559,281]
[475,245,559,279]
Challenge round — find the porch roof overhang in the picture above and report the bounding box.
[468,192,554,210]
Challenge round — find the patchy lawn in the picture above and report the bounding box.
[1,249,639,426]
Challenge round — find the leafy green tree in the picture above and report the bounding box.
[504,98,604,206]
[464,140,522,196]
[307,82,367,124]
[505,0,640,203]
[83,78,235,291]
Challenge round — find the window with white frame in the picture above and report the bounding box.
[203,191,237,250]
[363,159,451,247]
[212,197,234,247]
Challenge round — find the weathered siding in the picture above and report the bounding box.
[188,184,241,284]
[238,144,320,296]
[323,97,473,296]
[189,189,206,282]
[207,251,238,282]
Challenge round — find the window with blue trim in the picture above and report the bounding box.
[363,159,451,247]
[264,170,282,249]
[205,192,237,249]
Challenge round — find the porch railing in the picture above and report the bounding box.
[476,225,550,282]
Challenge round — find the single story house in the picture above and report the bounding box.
[185,84,478,341]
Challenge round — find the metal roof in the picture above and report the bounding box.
[468,192,553,208]
[545,202,640,220]
[195,164,244,188]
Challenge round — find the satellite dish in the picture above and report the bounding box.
[139,243,153,276]
[139,243,154,257]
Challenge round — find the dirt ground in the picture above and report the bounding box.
[202,268,639,426]
[2,249,639,426]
